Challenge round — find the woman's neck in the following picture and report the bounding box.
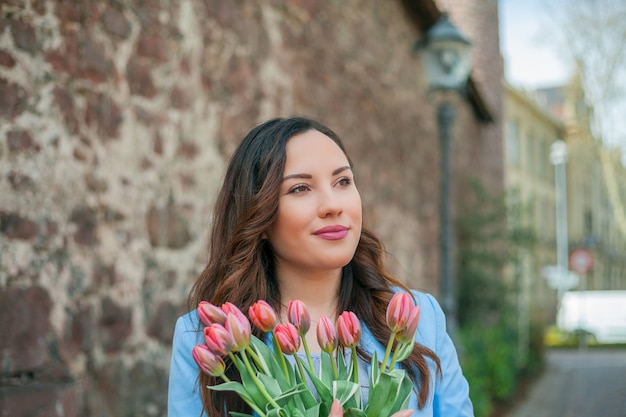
[276,268,342,354]
[277,268,342,318]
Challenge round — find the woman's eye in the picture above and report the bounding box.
[337,177,352,187]
[288,184,309,194]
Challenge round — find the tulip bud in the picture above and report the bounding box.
[274,323,301,355]
[204,323,235,356]
[386,293,414,333]
[336,311,361,348]
[396,305,421,344]
[198,301,227,327]
[316,315,338,353]
[249,300,278,332]
[287,300,311,336]
[225,312,251,352]
[222,302,247,323]
[192,344,226,376]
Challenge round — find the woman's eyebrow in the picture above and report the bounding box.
[333,165,351,175]
[283,165,352,181]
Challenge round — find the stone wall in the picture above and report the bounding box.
[0,1,503,416]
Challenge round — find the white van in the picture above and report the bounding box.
[557,291,626,344]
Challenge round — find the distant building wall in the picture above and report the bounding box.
[0,1,502,415]
[552,78,626,291]
[503,82,565,325]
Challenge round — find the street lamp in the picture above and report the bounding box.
[415,13,473,342]
[549,140,569,303]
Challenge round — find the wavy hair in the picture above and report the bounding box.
[188,117,440,416]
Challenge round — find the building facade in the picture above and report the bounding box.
[503,82,564,330]
[540,78,626,291]
[504,78,626,336]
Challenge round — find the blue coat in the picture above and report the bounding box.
[167,290,474,417]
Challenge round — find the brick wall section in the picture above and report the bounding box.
[0,1,503,415]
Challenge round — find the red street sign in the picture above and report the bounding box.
[569,247,594,275]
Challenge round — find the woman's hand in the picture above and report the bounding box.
[327,399,413,417]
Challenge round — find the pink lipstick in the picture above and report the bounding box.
[313,225,349,240]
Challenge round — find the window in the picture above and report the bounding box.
[506,120,520,166]
[527,132,536,175]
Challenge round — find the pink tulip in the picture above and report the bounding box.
[316,315,338,353]
[225,312,251,352]
[274,323,301,355]
[396,305,421,344]
[249,300,278,332]
[198,301,226,326]
[386,293,414,332]
[204,323,235,356]
[192,344,226,376]
[287,299,311,336]
[336,311,361,348]
[222,302,247,323]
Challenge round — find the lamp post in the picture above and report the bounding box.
[415,13,473,342]
[549,140,569,304]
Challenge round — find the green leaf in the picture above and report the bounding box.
[256,372,282,398]
[231,354,267,407]
[319,351,335,387]
[337,349,350,380]
[301,357,333,403]
[343,408,367,417]
[265,407,288,417]
[365,371,413,417]
[364,374,393,417]
[369,351,380,386]
[273,383,310,405]
[393,339,415,363]
[251,337,293,390]
[208,381,256,406]
[333,380,360,408]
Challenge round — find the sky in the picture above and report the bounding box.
[499,0,570,88]
[499,0,625,160]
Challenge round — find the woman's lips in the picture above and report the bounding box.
[313,225,349,240]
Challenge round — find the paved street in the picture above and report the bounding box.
[504,348,626,417]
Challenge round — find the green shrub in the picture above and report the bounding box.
[455,180,541,416]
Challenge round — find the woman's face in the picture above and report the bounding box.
[265,129,363,275]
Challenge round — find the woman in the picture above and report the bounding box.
[168,117,473,417]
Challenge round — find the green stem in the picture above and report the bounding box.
[379,331,397,375]
[388,342,401,371]
[327,350,339,379]
[239,351,281,409]
[351,346,359,385]
[271,332,291,385]
[294,354,307,383]
[239,393,267,417]
[217,368,266,417]
[244,400,267,417]
[246,345,269,374]
[301,336,316,371]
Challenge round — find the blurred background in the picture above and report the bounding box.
[1,0,624,416]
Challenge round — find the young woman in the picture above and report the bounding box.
[168,117,474,417]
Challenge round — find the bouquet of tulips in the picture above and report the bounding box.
[192,292,421,417]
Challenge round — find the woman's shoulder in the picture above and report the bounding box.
[177,309,200,328]
[390,287,443,317]
[390,287,445,344]
[173,309,203,346]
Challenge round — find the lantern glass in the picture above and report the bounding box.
[417,14,473,91]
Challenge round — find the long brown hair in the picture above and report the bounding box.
[188,117,440,416]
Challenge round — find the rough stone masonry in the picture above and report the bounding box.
[0,1,502,416]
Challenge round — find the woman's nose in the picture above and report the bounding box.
[317,188,343,217]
